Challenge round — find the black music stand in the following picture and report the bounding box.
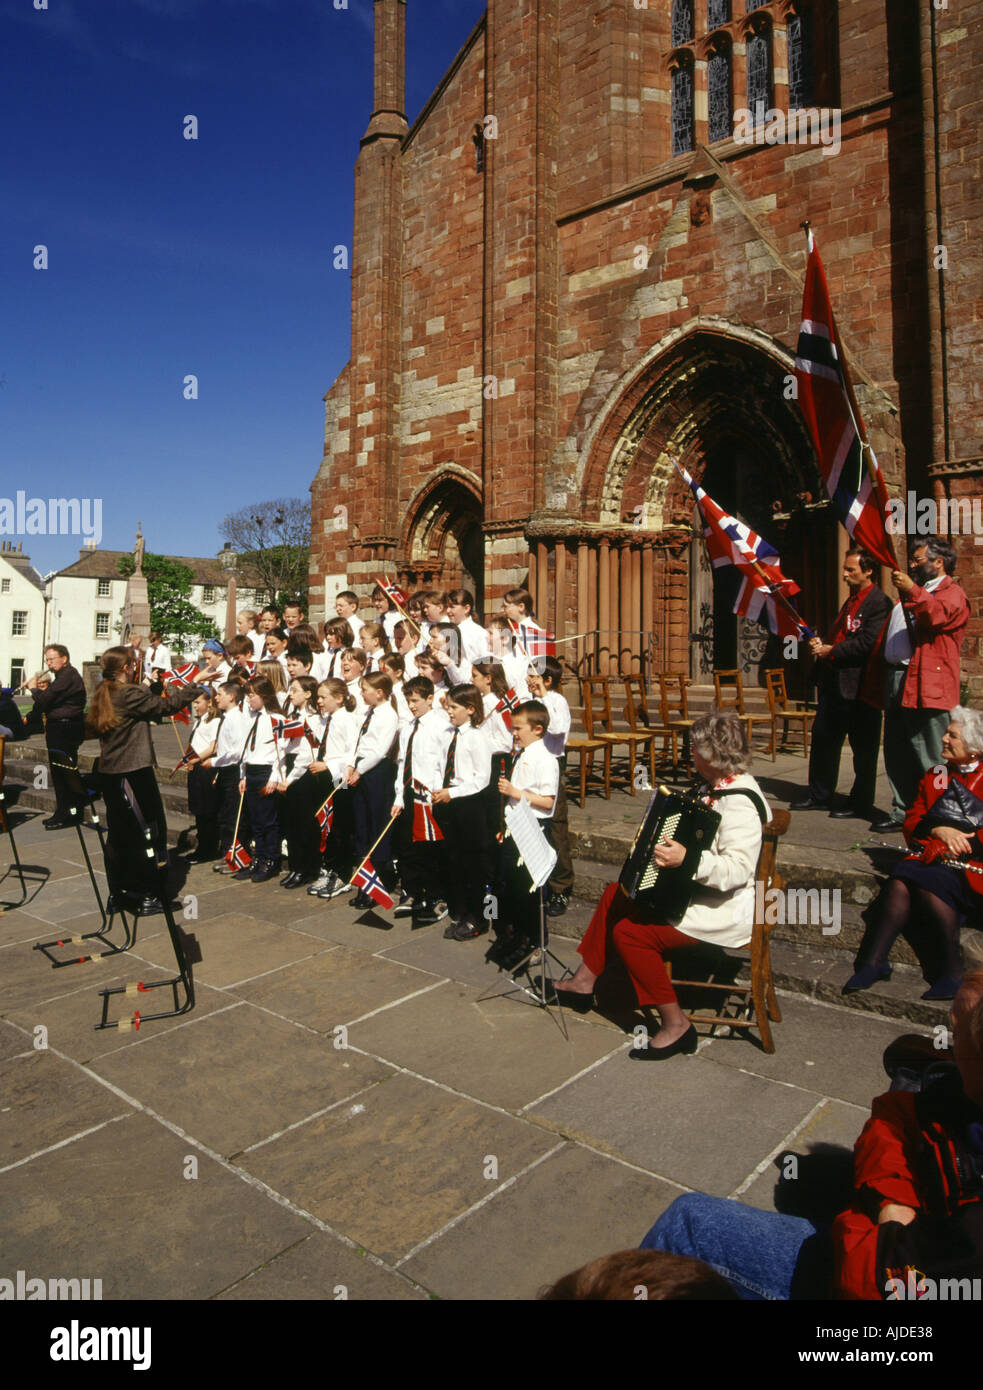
[32,764,138,966]
[0,735,49,911]
[93,776,198,1032]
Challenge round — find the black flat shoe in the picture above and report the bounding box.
[842,962,892,994]
[280,871,301,888]
[628,1025,699,1060]
[285,872,317,890]
[43,817,75,831]
[789,797,829,812]
[870,816,905,833]
[830,808,859,820]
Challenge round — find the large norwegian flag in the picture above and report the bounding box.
[352,858,394,911]
[412,786,445,843]
[163,663,200,686]
[677,464,814,641]
[794,231,897,569]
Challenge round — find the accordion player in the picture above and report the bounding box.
[619,786,722,921]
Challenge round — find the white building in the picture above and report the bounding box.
[0,541,46,689]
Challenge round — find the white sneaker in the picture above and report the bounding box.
[308,871,331,896]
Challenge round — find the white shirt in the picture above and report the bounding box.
[247,631,265,660]
[363,650,386,675]
[456,616,490,665]
[321,647,346,681]
[481,692,514,755]
[398,648,418,679]
[390,681,411,726]
[393,708,451,804]
[189,714,220,757]
[312,707,359,783]
[884,575,944,666]
[200,660,230,689]
[350,702,399,775]
[310,651,332,682]
[382,610,401,642]
[507,738,559,819]
[147,643,172,673]
[341,612,363,642]
[213,706,252,767]
[241,708,286,785]
[281,714,315,786]
[439,722,492,800]
[541,691,571,757]
[347,678,367,714]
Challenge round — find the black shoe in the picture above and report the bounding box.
[183,852,218,865]
[789,796,829,812]
[285,872,317,890]
[394,893,415,919]
[452,917,486,941]
[443,917,462,939]
[628,1024,699,1060]
[43,816,75,830]
[280,871,301,888]
[349,889,371,909]
[921,976,961,1001]
[546,892,569,918]
[134,895,164,917]
[412,899,447,928]
[842,961,892,994]
[250,859,278,884]
[870,816,905,833]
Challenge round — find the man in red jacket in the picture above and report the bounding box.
[873,538,969,833]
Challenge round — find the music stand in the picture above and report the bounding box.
[478,800,569,1040]
[0,735,48,911]
[32,762,138,966]
[94,776,198,1031]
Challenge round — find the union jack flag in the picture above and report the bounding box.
[315,797,334,852]
[352,858,394,910]
[164,662,200,686]
[380,577,408,608]
[494,687,521,731]
[225,840,252,871]
[794,230,897,569]
[412,785,445,843]
[677,463,814,641]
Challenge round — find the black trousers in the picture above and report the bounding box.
[433,794,493,922]
[215,765,248,852]
[99,766,168,898]
[188,764,220,858]
[393,785,439,901]
[352,761,395,883]
[46,718,86,815]
[244,765,279,862]
[284,770,334,876]
[807,691,882,811]
[497,820,554,945]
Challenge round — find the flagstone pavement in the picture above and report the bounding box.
[0,808,932,1302]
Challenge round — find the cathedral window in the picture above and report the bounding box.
[746,29,772,122]
[671,59,695,155]
[707,46,732,143]
[787,7,815,109]
[671,0,694,47]
[707,0,730,29]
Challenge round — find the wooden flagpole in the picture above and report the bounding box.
[379,574,422,638]
[345,809,399,888]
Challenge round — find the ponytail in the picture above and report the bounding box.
[87,646,131,735]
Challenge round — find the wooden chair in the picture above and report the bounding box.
[565,722,612,807]
[712,669,769,751]
[621,675,676,775]
[658,673,696,770]
[666,809,790,1054]
[763,668,815,759]
[582,676,650,796]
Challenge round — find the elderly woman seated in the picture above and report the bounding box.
[541,711,770,1059]
[844,706,983,1001]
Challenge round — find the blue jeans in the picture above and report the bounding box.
[641,1195,832,1300]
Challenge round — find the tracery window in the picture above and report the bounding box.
[707,47,732,143]
[671,61,695,155]
[787,7,815,109]
[747,29,772,122]
[671,0,695,47]
[707,0,730,29]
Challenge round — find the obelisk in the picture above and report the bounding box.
[121,523,151,645]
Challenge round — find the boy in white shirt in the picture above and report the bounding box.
[336,590,364,644]
[492,700,559,969]
[527,657,573,917]
[390,676,450,920]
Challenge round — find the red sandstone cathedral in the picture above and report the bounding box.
[309,0,981,696]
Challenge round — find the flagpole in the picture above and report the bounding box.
[169,718,186,758]
[314,786,339,821]
[345,809,399,888]
[801,222,899,570]
[229,787,246,857]
[379,574,422,638]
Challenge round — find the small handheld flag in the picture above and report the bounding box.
[226,841,252,871]
[494,687,521,732]
[412,785,445,843]
[352,859,394,911]
[315,798,334,852]
[381,577,408,608]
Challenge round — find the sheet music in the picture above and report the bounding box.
[505,799,557,889]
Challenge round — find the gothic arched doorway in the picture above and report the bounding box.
[400,471,485,612]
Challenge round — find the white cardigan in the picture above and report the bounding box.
[675,773,770,948]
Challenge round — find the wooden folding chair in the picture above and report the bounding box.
[713,669,769,750]
[622,674,676,775]
[667,809,790,1053]
[583,676,650,796]
[764,669,815,759]
[565,714,612,807]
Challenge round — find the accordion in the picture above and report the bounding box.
[618,785,721,921]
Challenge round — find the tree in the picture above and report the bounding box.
[117,554,218,650]
[219,498,310,607]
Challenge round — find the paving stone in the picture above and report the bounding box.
[0,939,120,1013]
[528,1051,821,1195]
[286,903,405,949]
[0,1017,32,1062]
[378,930,583,994]
[0,1050,130,1168]
[231,944,441,1032]
[129,912,328,990]
[737,1098,867,1215]
[217,1230,428,1301]
[0,1110,310,1299]
[700,992,923,1107]
[401,1141,685,1300]
[6,874,111,926]
[240,1071,560,1263]
[349,981,625,1111]
[90,1003,389,1156]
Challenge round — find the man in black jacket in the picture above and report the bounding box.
[26,644,87,829]
[791,548,892,821]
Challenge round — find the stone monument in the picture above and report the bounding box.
[121,522,151,646]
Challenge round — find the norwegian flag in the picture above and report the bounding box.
[494,687,521,732]
[225,840,252,871]
[164,662,200,686]
[794,231,897,569]
[171,707,191,726]
[352,858,394,911]
[315,798,334,852]
[278,718,307,740]
[412,786,445,843]
[677,463,814,641]
[380,577,408,608]
[174,745,199,773]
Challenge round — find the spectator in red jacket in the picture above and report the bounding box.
[844,707,983,1000]
[638,968,983,1300]
[872,538,969,833]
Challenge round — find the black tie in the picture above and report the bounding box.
[318,712,332,759]
[404,718,419,791]
[353,708,373,762]
[443,729,459,788]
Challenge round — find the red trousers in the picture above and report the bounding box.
[578,882,697,1006]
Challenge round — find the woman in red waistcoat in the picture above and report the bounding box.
[844,706,983,1000]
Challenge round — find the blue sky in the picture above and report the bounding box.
[1,0,487,578]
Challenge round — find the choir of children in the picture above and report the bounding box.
[168,586,567,962]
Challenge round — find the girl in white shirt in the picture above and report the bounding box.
[237,610,265,661]
[308,678,360,899]
[370,584,402,643]
[360,622,391,675]
[203,680,253,872]
[181,690,222,863]
[492,700,559,965]
[431,685,493,940]
[279,675,321,889]
[235,676,286,882]
[340,648,368,713]
[381,653,411,726]
[344,672,399,908]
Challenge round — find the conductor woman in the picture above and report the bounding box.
[87,645,205,915]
